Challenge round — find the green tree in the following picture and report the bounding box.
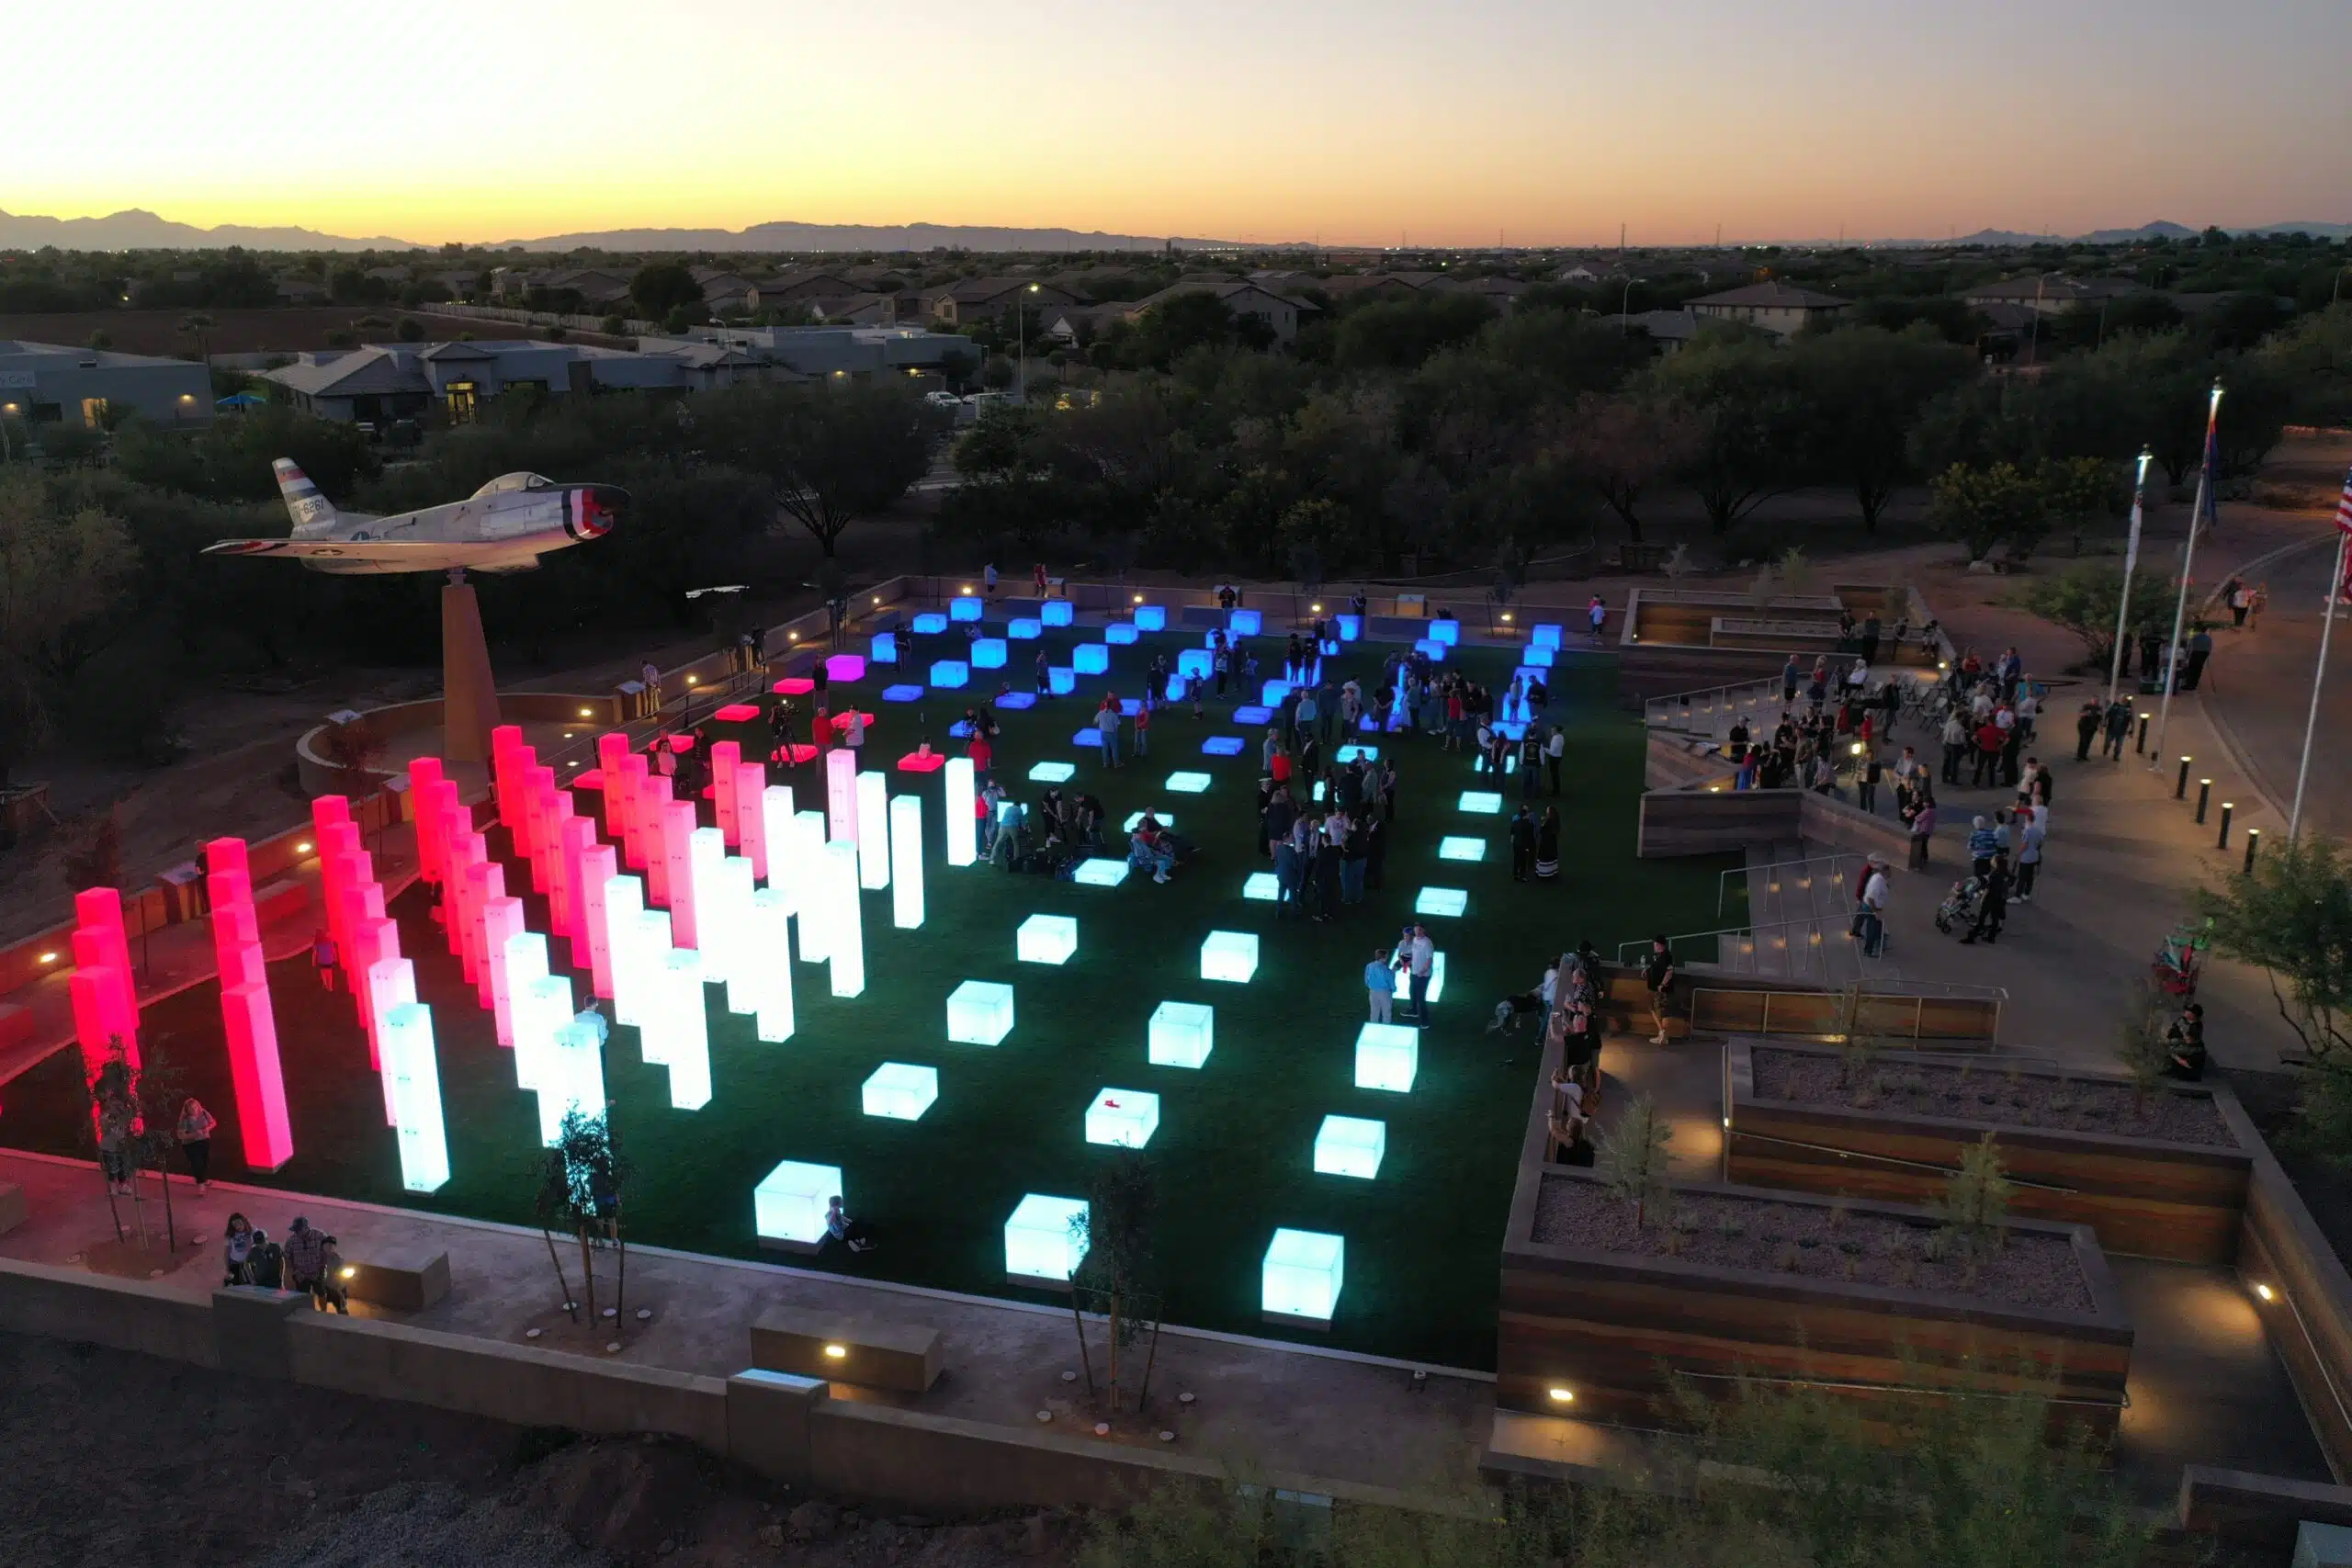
[629,261,702,321]
[701,382,944,557]
[533,1108,628,1329]
[2195,833,2352,1061]
[2259,302,2352,426]
[2010,560,2176,671]
[1597,1091,1673,1228]
[1938,1133,2014,1277]
[1647,328,1811,532]
[1331,292,1496,371]
[1069,1149,1159,1415]
[1544,391,1702,541]
[0,474,138,784]
[1928,460,2047,562]
[1786,327,1976,530]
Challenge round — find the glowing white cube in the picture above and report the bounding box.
[1355,1022,1419,1091]
[1084,1087,1159,1147]
[1262,1229,1343,1325]
[1314,1116,1386,1179]
[1335,744,1379,763]
[1200,930,1259,984]
[1428,950,1448,1003]
[1017,913,1078,964]
[972,637,1008,669]
[1074,643,1111,675]
[754,1160,841,1250]
[1242,872,1279,901]
[1165,771,1212,794]
[1122,809,1175,832]
[1148,1001,1214,1068]
[862,1062,938,1121]
[1437,836,1486,863]
[1072,858,1130,887]
[1005,1192,1089,1285]
[1019,759,1076,787]
[1416,886,1468,918]
[946,979,1015,1044]
[1458,791,1503,815]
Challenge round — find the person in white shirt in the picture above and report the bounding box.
[2016,813,2047,900]
[639,660,662,711]
[1396,927,1436,1023]
[1854,857,1890,956]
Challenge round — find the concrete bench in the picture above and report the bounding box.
[0,1183,24,1237]
[253,877,310,928]
[344,1247,450,1313]
[751,1303,941,1393]
[870,608,903,633]
[0,1001,30,1053]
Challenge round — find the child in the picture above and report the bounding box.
[1134,702,1151,757]
[1189,674,1204,720]
[312,1235,352,1314]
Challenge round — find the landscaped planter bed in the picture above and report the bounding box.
[1725,1043,2256,1263]
[1498,1167,2133,1434]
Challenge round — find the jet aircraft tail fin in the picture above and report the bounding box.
[272,458,338,537]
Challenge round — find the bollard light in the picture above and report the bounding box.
[2136,714,2150,754]
[2176,758,2191,800]
[2245,828,2261,875]
[2218,803,2233,850]
[2196,780,2211,823]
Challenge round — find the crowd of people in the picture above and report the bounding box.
[220,1211,350,1314]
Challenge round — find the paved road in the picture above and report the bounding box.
[2199,524,2352,839]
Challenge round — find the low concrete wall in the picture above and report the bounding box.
[295,694,617,795]
[810,1401,1223,1514]
[2242,1144,2352,1482]
[1636,788,1802,856]
[2179,1464,2352,1548]
[0,1257,219,1367]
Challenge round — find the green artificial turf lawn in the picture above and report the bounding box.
[0,630,1730,1369]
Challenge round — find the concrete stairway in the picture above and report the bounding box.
[1715,840,1877,986]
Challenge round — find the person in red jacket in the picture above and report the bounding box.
[1972,717,2005,788]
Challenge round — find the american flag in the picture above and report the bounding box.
[2336,464,2352,536]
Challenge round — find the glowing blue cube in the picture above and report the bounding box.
[1314,1116,1386,1179]
[1429,618,1459,646]
[753,1159,841,1249]
[1177,649,1214,680]
[1495,719,1527,742]
[930,660,970,689]
[1027,761,1076,784]
[972,637,1008,669]
[1202,735,1245,756]
[1049,667,1076,695]
[997,692,1036,710]
[1071,728,1102,747]
[1337,615,1361,642]
[1458,791,1503,815]
[1233,705,1272,725]
[1532,623,1563,649]
[1118,697,1144,716]
[871,634,899,663]
[1008,617,1042,640]
[1166,771,1212,794]
[1355,1022,1419,1091]
[1320,639,1339,656]
[1200,930,1259,984]
[1242,872,1279,901]
[1414,638,1448,661]
[1074,644,1111,676]
[1105,623,1139,646]
[862,1062,938,1121]
[912,612,948,635]
[1312,780,1327,802]
[1262,1229,1344,1326]
[950,595,983,623]
[1334,744,1379,764]
[1073,858,1130,887]
[1005,1193,1088,1285]
[1416,886,1468,919]
[882,683,923,702]
[1042,600,1075,627]
[1526,645,1555,668]
[946,980,1015,1045]
[1135,604,1166,631]
[948,719,974,739]
[1016,913,1078,965]
[1148,1001,1215,1068]
[1084,1087,1159,1148]
[1228,609,1261,636]
[1438,836,1485,863]
[1122,809,1174,832]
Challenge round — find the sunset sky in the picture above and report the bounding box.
[17,0,2349,246]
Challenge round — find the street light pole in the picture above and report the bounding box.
[2150,381,2224,768]
[2106,448,2153,708]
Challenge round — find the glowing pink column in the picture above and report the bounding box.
[460,853,501,988]
[712,740,742,845]
[595,733,629,834]
[578,842,617,999]
[640,777,674,908]
[483,895,526,1043]
[492,725,526,831]
[408,757,447,885]
[205,837,294,1168]
[735,762,770,880]
[662,799,699,947]
[524,763,559,888]
[367,954,418,1126]
[559,814,598,965]
[615,753,651,870]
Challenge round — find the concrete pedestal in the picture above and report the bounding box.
[442,579,502,765]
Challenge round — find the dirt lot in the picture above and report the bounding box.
[0,1330,1074,1568]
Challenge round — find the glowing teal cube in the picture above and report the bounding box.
[1429,950,1448,1003]
[1354,1022,1419,1091]
[950,595,983,622]
[931,660,970,688]
[1135,605,1166,631]
[1532,623,1563,649]
[1228,609,1262,636]
[1337,614,1361,641]
[1261,680,1293,707]
[1105,623,1140,646]
[1458,791,1503,814]
[1334,744,1379,763]
[1314,1115,1386,1179]
[1526,645,1555,668]
[972,637,1008,668]
[861,1062,938,1121]
[1122,809,1174,832]
[753,1159,841,1248]
[1084,1087,1159,1148]
[1016,913,1078,964]
[912,612,948,635]
[1200,930,1259,983]
[1414,638,1447,661]
[1416,886,1468,918]
[1009,617,1042,639]
[871,633,899,663]
[1148,1001,1215,1068]
[1429,618,1459,646]
[946,979,1015,1045]
[1005,1192,1088,1284]
[1048,666,1076,695]
[1029,760,1077,784]
[1073,858,1130,886]
[1262,1228,1344,1325]
[1042,600,1075,627]
[1166,771,1212,794]
[1241,872,1279,901]
[1177,649,1213,680]
[1438,836,1485,862]
[1074,643,1111,675]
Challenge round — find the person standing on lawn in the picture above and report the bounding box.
[1365,948,1396,1022]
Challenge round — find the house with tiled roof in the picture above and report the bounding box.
[1684,281,1852,336]
[1122,276,1317,344]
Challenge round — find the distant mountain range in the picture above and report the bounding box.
[2,207,2346,254]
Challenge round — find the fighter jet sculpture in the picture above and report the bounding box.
[202,459,621,575]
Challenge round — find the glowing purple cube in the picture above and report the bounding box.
[825,653,866,683]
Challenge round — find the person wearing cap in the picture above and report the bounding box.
[283,1216,328,1300]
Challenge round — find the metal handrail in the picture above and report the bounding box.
[1615,913,1860,967]
[1718,852,1865,919]
[1645,677,1780,722]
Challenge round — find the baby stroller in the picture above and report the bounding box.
[1934,875,1984,935]
[2153,919,2209,998]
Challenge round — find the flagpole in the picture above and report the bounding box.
[2107,447,2153,708]
[2151,380,2224,769]
[2290,525,2347,840]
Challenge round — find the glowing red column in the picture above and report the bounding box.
[595,734,628,837]
[712,740,742,845]
[579,842,617,999]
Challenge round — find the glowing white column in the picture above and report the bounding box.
[548,1017,607,1136]
[602,874,648,1028]
[856,771,891,890]
[634,908,675,1065]
[823,840,865,998]
[716,855,759,1016]
[944,757,977,867]
[890,794,924,930]
[825,748,858,845]
[748,887,796,1042]
[689,827,729,984]
[662,947,712,1110]
[525,974,576,1144]
[381,1001,450,1193]
[760,784,797,892]
[503,931,554,1091]
[367,954,417,1129]
[792,810,830,964]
